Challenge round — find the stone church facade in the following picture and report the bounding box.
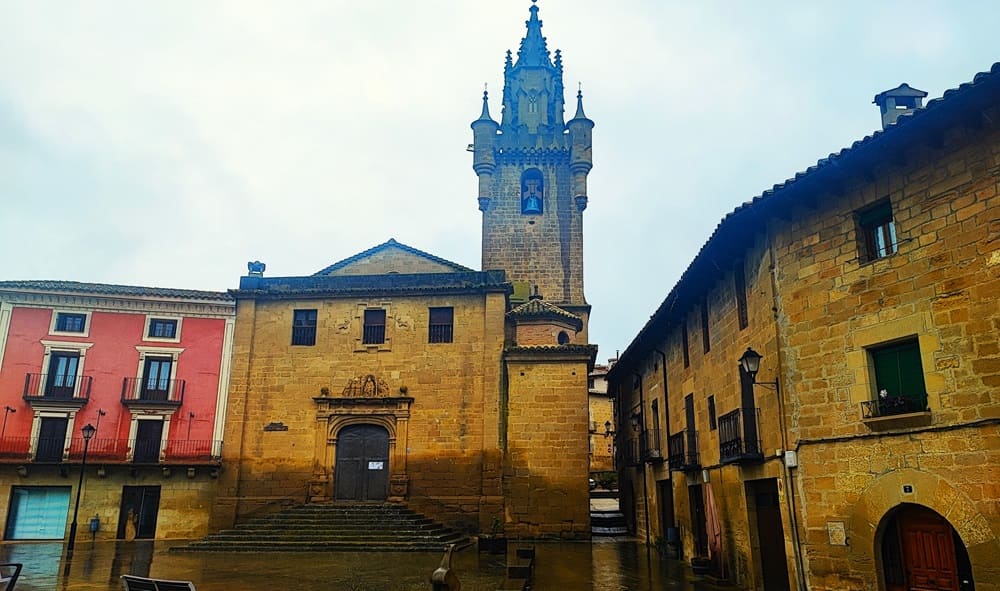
[211,2,598,539]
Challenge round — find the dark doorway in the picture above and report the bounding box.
[133,420,163,464]
[334,424,389,501]
[882,504,973,591]
[117,486,160,539]
[747,479,790,591]
[36,417,68,462]
[688,484,708,557]
[657,479,677,557]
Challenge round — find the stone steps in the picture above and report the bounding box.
[173,502,471,553]
[590,509,628,536]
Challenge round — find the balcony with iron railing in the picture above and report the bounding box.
[622,437,642,467]
[121,377,185,407]
[22,373,92,406]
[0,436,222,465]
[719,408,763,465]
[667,430,701,472]
[639,430,663,463]
[861,393,928,419]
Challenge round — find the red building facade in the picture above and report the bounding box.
[0,281,234,541]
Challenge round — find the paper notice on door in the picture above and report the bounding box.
[368,461,384,470]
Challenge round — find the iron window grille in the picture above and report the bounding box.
[292,309,317,346]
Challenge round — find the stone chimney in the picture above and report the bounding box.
[873,83,928,129]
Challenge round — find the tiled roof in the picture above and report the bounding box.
[506,343,599,359]
[0,280,232,301]
[611,62,1000,378]
[507,298,583,330]
[312,238,474,276]
[236,270,510,299]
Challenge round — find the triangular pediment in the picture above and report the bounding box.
[313,239,474,277]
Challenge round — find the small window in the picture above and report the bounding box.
[291,309,317,346]
[734,262,748,330]
[557,331,570,345]
[681,319,690,368]
[708,395,717,430]
[148,319,178,339]
[871,339,927,406]
[700,298,710,354]
[428,307,454,343]
[55,313,86,333]
[363,309,386,345]
[858,200,897,262]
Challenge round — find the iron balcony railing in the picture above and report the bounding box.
[861,393,929,419]
[22,373,92,403]
[667,430,701,472]
[121,377,185,405]
[623,437,642,467]
[719,408,764,464]
[0,436,222,464]
[639,430,663,463]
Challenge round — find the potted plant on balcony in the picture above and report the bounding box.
[478,515,507,554]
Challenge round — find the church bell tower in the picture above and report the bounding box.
[472,0,594,335]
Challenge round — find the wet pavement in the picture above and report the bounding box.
[0,538,726,590]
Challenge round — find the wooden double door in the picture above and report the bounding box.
[884,505,974,591]
[334,425,389,501]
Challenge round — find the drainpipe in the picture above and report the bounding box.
[767,222,808,591]
[654,349,675,533]
[635,371,652,552]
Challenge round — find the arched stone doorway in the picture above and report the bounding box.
[878,504,974,591]
[334,424,390,501]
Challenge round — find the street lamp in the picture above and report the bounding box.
[67,423,96,554]
[738,347,779,392]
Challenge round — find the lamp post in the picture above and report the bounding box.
[67,422,96,554]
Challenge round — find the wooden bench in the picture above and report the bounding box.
[120,575,197,591]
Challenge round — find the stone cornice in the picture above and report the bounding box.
[0,291,234,318]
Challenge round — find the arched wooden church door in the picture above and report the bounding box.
[334,424,389,501]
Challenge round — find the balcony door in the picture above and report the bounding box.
[141,357,172,401]
[45,352,79,398]
[133,420,163,464]
[36,417,68,462]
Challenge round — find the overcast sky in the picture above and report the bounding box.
[2,1,998,358]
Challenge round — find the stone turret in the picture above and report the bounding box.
[471,89,500,212]
[567,89,594,211]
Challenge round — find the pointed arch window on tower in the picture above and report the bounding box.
[521,168,544,215]
[527,95,538,114]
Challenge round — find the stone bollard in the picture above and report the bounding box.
[430,544,461,591]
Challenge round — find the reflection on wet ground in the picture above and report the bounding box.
[0,538,725,590]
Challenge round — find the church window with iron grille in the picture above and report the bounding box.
[428,307,453,343]
[291,309,317,346]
